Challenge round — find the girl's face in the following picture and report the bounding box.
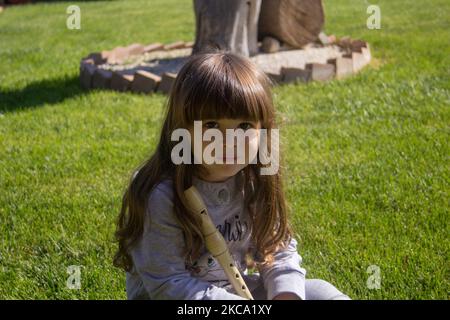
[188,118,261,182]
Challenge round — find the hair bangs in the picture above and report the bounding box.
[179,53,272,127]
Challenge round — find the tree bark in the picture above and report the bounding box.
[192,0,324,56]
[258,0,324,48]
[192,0,262,57]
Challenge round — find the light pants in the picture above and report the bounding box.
[250,278,351,300]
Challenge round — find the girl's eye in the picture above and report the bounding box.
[238,122,254,131]
[204,121,219,129]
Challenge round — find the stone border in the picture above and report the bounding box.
[79,38,371,95]
[80,41,193,94]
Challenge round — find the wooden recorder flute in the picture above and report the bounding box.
[184,185,254,300]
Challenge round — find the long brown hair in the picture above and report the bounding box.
[113,51,293,272]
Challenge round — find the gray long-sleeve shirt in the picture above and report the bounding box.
[126,171,306,300]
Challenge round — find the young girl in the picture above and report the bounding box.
[113,51,350,300]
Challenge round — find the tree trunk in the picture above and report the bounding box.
[192,0,262,57]
[258,0,324,48]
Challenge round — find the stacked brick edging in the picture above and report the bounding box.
[273,38,371,84]
[79,38,371,95]
[79,41,192,95]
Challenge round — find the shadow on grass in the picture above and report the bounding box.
[0,75,88,113]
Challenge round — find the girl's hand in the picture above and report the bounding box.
[272,292,301,300]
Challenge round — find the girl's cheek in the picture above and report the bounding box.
[246,130,260,163]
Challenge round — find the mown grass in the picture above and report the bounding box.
[0,0,448,299]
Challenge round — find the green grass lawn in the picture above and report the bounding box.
[0,0,448,299]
